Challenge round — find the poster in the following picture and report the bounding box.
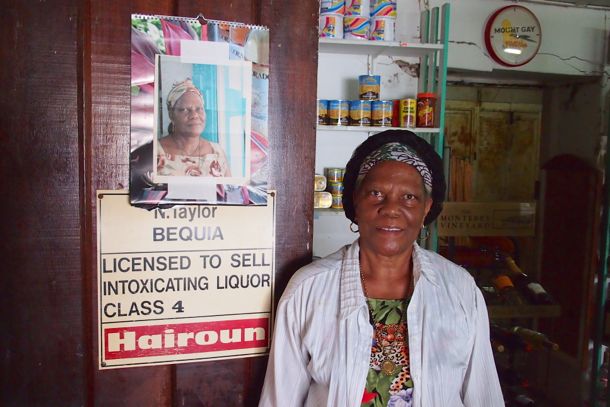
[130,14,269,207]
[97,191,275,369]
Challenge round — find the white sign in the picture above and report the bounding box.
[96,191,275,369]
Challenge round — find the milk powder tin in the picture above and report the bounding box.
[314,174,327,192]
[370,16,395,41]
[372,100,393,126]
[320,0,346,15]
[327,181,344,196]
[359,75,381,100]
[314,191,333,209]
[345,0,370,17]
[328,100,349,126]
[319,14,344,38]
[331,194,343,209]
[370,0,397,17]
[349,100,372,126]
[318,99,329,125]
[343,16,370,40]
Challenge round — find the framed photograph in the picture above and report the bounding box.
[153,55,252,188]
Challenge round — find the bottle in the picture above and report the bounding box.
[490,324,532,353]
[497,365,529,388]
[504,255,554,305]
[511,326,559,351]
[491,252,524,306]
[490,339,505,353]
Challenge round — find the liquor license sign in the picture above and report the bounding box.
[96,191,275,369]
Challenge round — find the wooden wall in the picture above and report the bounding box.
[0,0,319,405]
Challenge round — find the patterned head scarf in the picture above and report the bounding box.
[166,79,204,110]
[356,142,433,194]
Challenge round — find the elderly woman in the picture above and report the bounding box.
[259,130,503,406]
[157,79,231,177]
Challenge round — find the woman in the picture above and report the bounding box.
[157,79,231,177]
[259,130,503,406]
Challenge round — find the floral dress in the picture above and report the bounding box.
[156,141,230,177]
[361,298,413,407]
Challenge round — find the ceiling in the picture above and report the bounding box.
[546,0,610,7]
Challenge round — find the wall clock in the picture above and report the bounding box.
[484,5,542,67]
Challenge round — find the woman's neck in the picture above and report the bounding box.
[359,247,414,300]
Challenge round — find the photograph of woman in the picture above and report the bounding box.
[259,130,503,406]
[157,78,231,178]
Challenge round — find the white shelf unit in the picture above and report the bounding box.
[313,5,450,258]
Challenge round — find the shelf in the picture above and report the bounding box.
[488,304,561,320]
[317,125,440,133]
[319,38,443,58]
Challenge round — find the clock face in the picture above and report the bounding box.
[484,5,542,67]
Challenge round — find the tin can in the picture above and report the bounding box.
[327,181,344,195]
[331,194,344,209]
[400,98,417,127]
[319,14,344,38]
[359,75,381,100]
[416,93,436,128]
[325,167,345,182]
[370,0,397,17]
[372,100,393,126]
[345,0,370,16]
[328,100,349,126]
[343,16,370,40]
[320,0,346,14]
[314,174,327,192]
[369,16,395,41]
[318,100,329,125]
[349,100,372,126]
[314,191,333,209]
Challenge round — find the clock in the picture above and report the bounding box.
[484,5,542,67]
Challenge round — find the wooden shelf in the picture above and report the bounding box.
[319,38,443,58]
[317,125,440,133]
[488,304,561,319]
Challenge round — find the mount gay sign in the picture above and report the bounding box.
[96,191,276,369]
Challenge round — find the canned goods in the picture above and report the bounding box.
[314,174,327,192]
[343,16,370,40]
[359,75,381,100]
[325,167,345,182]
[320,0,346,14]
[319,14,344,38]
[314,191,333,209]
[400,98,417,127]
[327,181,344,195]
[370,0,397,17]
[416,93,436,128]
[369,16,395,41]
[328,100,349,126]
[371,100,393,126]
[331,194,344,209]
[318,100,329,125]
[349,100,372,126]
[345,0,370,17]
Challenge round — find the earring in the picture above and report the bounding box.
[350,222,359,233]
[420,227,430,241]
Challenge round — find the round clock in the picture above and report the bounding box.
[484,5,542,67]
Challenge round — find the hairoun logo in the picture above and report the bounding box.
[104,318,268,360]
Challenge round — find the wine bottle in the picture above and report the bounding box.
[490,324,532,353]
[490,339,505,353]
[511,326,559,351]
[491,271,524,306]
[497,365,529,388]
[597,349,609,402]
[504,256,554,305]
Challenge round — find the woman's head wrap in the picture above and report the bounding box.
[166,78,204,110]
[342,130,446,226]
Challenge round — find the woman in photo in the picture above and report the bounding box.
[157,78,231,177]
[259,130,503,407]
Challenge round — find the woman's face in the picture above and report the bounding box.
[170,92,206,136]
[353,160,432,258]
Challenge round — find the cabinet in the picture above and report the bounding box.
[313,4,450,258]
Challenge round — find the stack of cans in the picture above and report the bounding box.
[318,0,396,41]
[325,167,345,209]
[314,174,332,208]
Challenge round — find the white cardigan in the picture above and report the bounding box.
[259,240,503,407]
